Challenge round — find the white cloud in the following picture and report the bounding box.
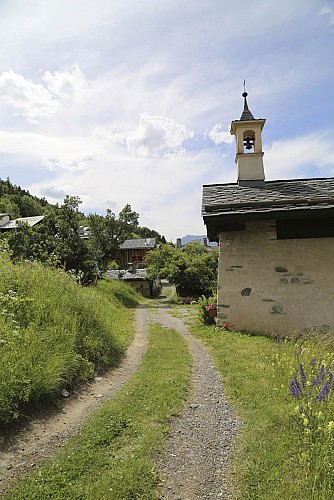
[0,70,59,123]
[107,113,194,157]
[0,66,89,125]
[43,65,89,102]
[265,132,334,179]
[208,123,234,145]
[319,6,334,25]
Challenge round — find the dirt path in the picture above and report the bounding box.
[154,293,240,499]
[0,305,150,495]
[0,282,240,498]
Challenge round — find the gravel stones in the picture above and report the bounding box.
[154,304,240,499]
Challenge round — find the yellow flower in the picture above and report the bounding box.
[327,421,334,433]
[303,418,309,426]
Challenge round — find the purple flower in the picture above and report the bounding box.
[289,374,302,398]
[317,382,330,401]
[299,363,307,388]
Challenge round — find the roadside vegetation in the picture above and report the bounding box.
[191,322,334,499]
[146,241,218,297]
[0,246,139,427]
[5,324,191,500]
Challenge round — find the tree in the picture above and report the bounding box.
[6,196,98,285]
[118,204,139,242]
[87,204,140,270]
[146,241,218,297]
[87,209,121,270]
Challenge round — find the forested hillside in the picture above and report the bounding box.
[0,177,51,218]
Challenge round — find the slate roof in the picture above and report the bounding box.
[239,93,255,121]
[104,269,149,281]
[120,238,156,250]
[0,215,45,230]
[202,178,334,219]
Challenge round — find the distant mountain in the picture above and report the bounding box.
[180,234,218,247]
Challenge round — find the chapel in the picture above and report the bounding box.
[202,92,334,335]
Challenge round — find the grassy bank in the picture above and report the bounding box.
[0,248,139,427]
[5,323,191,499]
[191,324,334,499]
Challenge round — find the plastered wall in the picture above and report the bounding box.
[217,220,334,336]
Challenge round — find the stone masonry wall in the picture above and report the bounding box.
[217,220,334,336]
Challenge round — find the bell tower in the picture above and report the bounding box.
[230,89,266,186]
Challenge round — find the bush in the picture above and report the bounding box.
[198,295,217,325]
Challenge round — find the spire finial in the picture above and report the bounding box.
[240,81,254,120]
[242,79,248,98]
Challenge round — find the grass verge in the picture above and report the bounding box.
[5,323,191,499]
[191,324,334,499]
[0,247,139,427]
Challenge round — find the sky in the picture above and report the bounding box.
[0,0,333,242]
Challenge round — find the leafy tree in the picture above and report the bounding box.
[87,204,140,271]
[15,194,44,217]
[87,209,121,270]
[6,196,98,284]
[146,241,218,297]
[0,194,20,219]
[118,203,139,240]
[135,226,166,244]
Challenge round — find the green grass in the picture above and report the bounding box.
[191,323,334,499]
[0,248,139,427]
[5,323,191,499]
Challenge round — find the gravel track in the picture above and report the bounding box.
[154,293,240,499]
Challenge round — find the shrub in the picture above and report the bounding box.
[198,295,217,325]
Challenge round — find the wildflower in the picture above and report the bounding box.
[299,363,307,388]
[289,374,302,398]
[303,418,309,426]
[327,421,334,433]
[204,305,216,311]
[317,382,330,401]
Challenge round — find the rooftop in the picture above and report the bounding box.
[0,215,45,230]
[104,269,148,281]
[202,177,334,219]
[120,238,156,250]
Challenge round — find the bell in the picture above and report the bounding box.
[244,136,254,150]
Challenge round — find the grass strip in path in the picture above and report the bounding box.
[5,323,191,500]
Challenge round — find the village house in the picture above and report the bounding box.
[202,92,334,336]
[0,214,45,231]
[119,238,157,268]
[104,268,161,298]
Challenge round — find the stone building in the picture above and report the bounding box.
[202,92,334,336]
